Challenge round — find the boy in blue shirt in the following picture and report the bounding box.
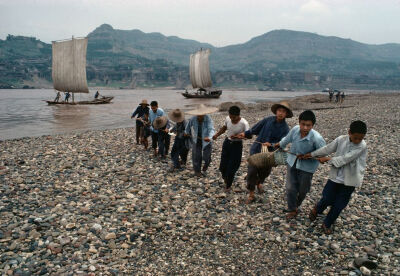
[276,110,326,220]
[303,120,367,234]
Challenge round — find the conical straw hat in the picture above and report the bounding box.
[152,116,168,129]
[187,104,218,115]
[168,109,185,123]
[271,101,293,118]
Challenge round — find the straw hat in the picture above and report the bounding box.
[152,116,168,129]
[187,104,218,115]
[140,99,149,106]
[271,101,293,118]
[168,109,185,123]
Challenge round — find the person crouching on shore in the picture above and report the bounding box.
[301,120,368,234]
[185,104,217,177]
[275,110,326,220]
[213,106,249,192]
[236,101,292,204]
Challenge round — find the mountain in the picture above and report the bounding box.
[1,24,400,89]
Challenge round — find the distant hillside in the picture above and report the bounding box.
[1,25,400,89]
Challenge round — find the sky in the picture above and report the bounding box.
[1,0,400,47]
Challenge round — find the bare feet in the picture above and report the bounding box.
[286,209,298,220]
[257,184,264,194]
[309,206,317,222]
[322,223,333,235]
[245,191,256,204]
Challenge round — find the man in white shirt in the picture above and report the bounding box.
[302,120,368,234]
[213,106,250,191]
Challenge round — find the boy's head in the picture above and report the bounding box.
[298,110,316,136]
[228,105,241,123]
[349,120,367,144]
[150,101,158,112]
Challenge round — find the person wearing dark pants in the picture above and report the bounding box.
[152,116,170,159]
[285,161,314,212]
[149,101,165,156]
[213,106,249,191]
[276,110,326,220]
[131,99,150,144]
[168,109,189,171]
[236,101,292,203]
[219,139,243,190]
[304,120,368,234]
[185,104,217,177]
[192,142,212,174]
[315,179,355,228]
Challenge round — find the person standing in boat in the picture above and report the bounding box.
[131,99,150,145]
[54,91,61,102]
[64,92,71,102]
[236,101,292,203]
[149,101,168,157]
[185,104,217,177]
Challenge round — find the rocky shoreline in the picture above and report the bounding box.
[1,93,399,275]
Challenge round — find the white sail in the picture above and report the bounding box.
[189,49,212,89]
[52,37,89,93]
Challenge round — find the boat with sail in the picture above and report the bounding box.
[46,37,113,105]
[182,49,222,99]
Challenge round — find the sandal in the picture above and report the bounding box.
[309,206,317,222]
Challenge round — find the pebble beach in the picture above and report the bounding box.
[1,93,399,275]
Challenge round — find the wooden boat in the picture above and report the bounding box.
[47,36,113,105]
[45,96,114,105]
[182,89,222,98]
[182,49,222,99]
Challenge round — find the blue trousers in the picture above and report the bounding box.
[219,138,243,188]
[316,179,355,228]
[171,137,189,168]
[286,164,314,212]
[192,141,212,173]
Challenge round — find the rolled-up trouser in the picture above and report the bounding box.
[171,137,189,168]
[246,164,272,191]
[192,141,212,173]
[151,131,159,150]
[285,163,313,212]
[136,121,143,144]
[219,138,243,188]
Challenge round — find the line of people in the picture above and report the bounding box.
[131,99,368,234]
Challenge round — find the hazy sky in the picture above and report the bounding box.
[1,0,400,47]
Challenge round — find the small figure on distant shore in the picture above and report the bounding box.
[213,106,249,192]
[328,90,334,102]
[340,92,345,103]
[65,92,71,102]
[185,104,217,177]
[131,99,150,145]
[94,91,100,99]
[236,101,291,203]
[168,109,189,172]
[335,91,340,103]
[303,120,367,234]
[54,91,61,102]
[275,110,326,220]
